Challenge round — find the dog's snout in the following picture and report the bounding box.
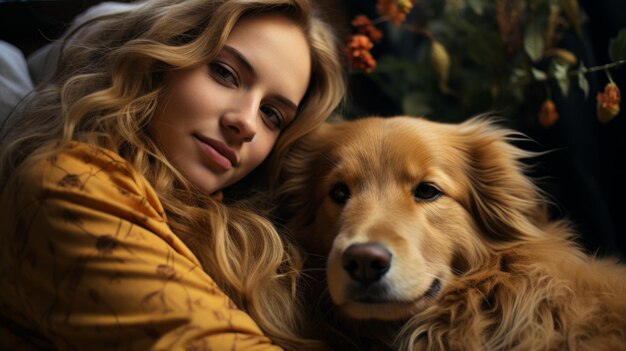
[342,243,392,284]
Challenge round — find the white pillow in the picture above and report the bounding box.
[0,2,138,139]
[28,2,138,85]
[0,40,33,138]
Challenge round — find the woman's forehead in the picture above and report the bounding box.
[225,14,311,106]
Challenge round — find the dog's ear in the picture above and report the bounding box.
[458,117,548,242]
[273,123,337,227]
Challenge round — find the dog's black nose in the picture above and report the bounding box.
[342,243,392,284]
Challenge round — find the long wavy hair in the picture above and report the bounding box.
[0,0,346,349]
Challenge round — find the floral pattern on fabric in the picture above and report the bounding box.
[0,142,281,351]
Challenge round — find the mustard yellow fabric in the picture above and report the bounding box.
[0,142,282,350]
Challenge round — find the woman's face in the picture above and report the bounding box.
[150,14,311,194]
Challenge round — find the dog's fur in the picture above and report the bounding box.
[275,116,626,350]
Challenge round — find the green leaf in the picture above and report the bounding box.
[402,91,433,116]
[577,63,589,98]
[532,68,547,81]
[468,0,486,15]
[609,29,626,61]
[553,60,570,97]
[524,19,545,62]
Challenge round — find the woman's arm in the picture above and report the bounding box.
[0,142,282,351]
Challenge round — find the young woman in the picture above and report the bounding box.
[0,0,345,350]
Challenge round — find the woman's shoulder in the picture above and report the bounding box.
[16,141,166,222]
[24,141,137,189]
[64,141,134,176]
[32,140,135,176]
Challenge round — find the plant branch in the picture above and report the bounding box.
[574,59,626,77]
[372,16,387,25]
[528,59,626,85]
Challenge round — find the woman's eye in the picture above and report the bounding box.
[209,62,238,87]
[329,182,351,205]
[260,105,284,130]
[413,182,442,202]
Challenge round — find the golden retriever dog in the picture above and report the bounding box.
[275,116,626,350]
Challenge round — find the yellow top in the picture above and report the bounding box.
[0,142,282,350]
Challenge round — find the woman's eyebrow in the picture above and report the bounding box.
[222,45,300,111]
[223,45,256,78]
[273,95,298,113]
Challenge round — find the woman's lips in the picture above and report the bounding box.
[193,135,239,170]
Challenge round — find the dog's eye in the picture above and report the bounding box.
[329,182,351,204]
[413,182,442,202]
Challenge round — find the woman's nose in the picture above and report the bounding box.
[222,98,258,142]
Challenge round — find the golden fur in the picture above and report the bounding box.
[275,116,626,350]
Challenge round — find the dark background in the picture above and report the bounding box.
[1,0,624,259]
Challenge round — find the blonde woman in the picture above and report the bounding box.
[0,0,345,350]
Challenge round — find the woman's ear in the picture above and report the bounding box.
[458,117,547,243]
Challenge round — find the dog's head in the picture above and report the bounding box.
[276,116,548,321]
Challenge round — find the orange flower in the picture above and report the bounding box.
[596,82,621,123]
[539,99,559,127]
[377,0,414,25]
[345,34,377,73]
[351,15,383,43]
